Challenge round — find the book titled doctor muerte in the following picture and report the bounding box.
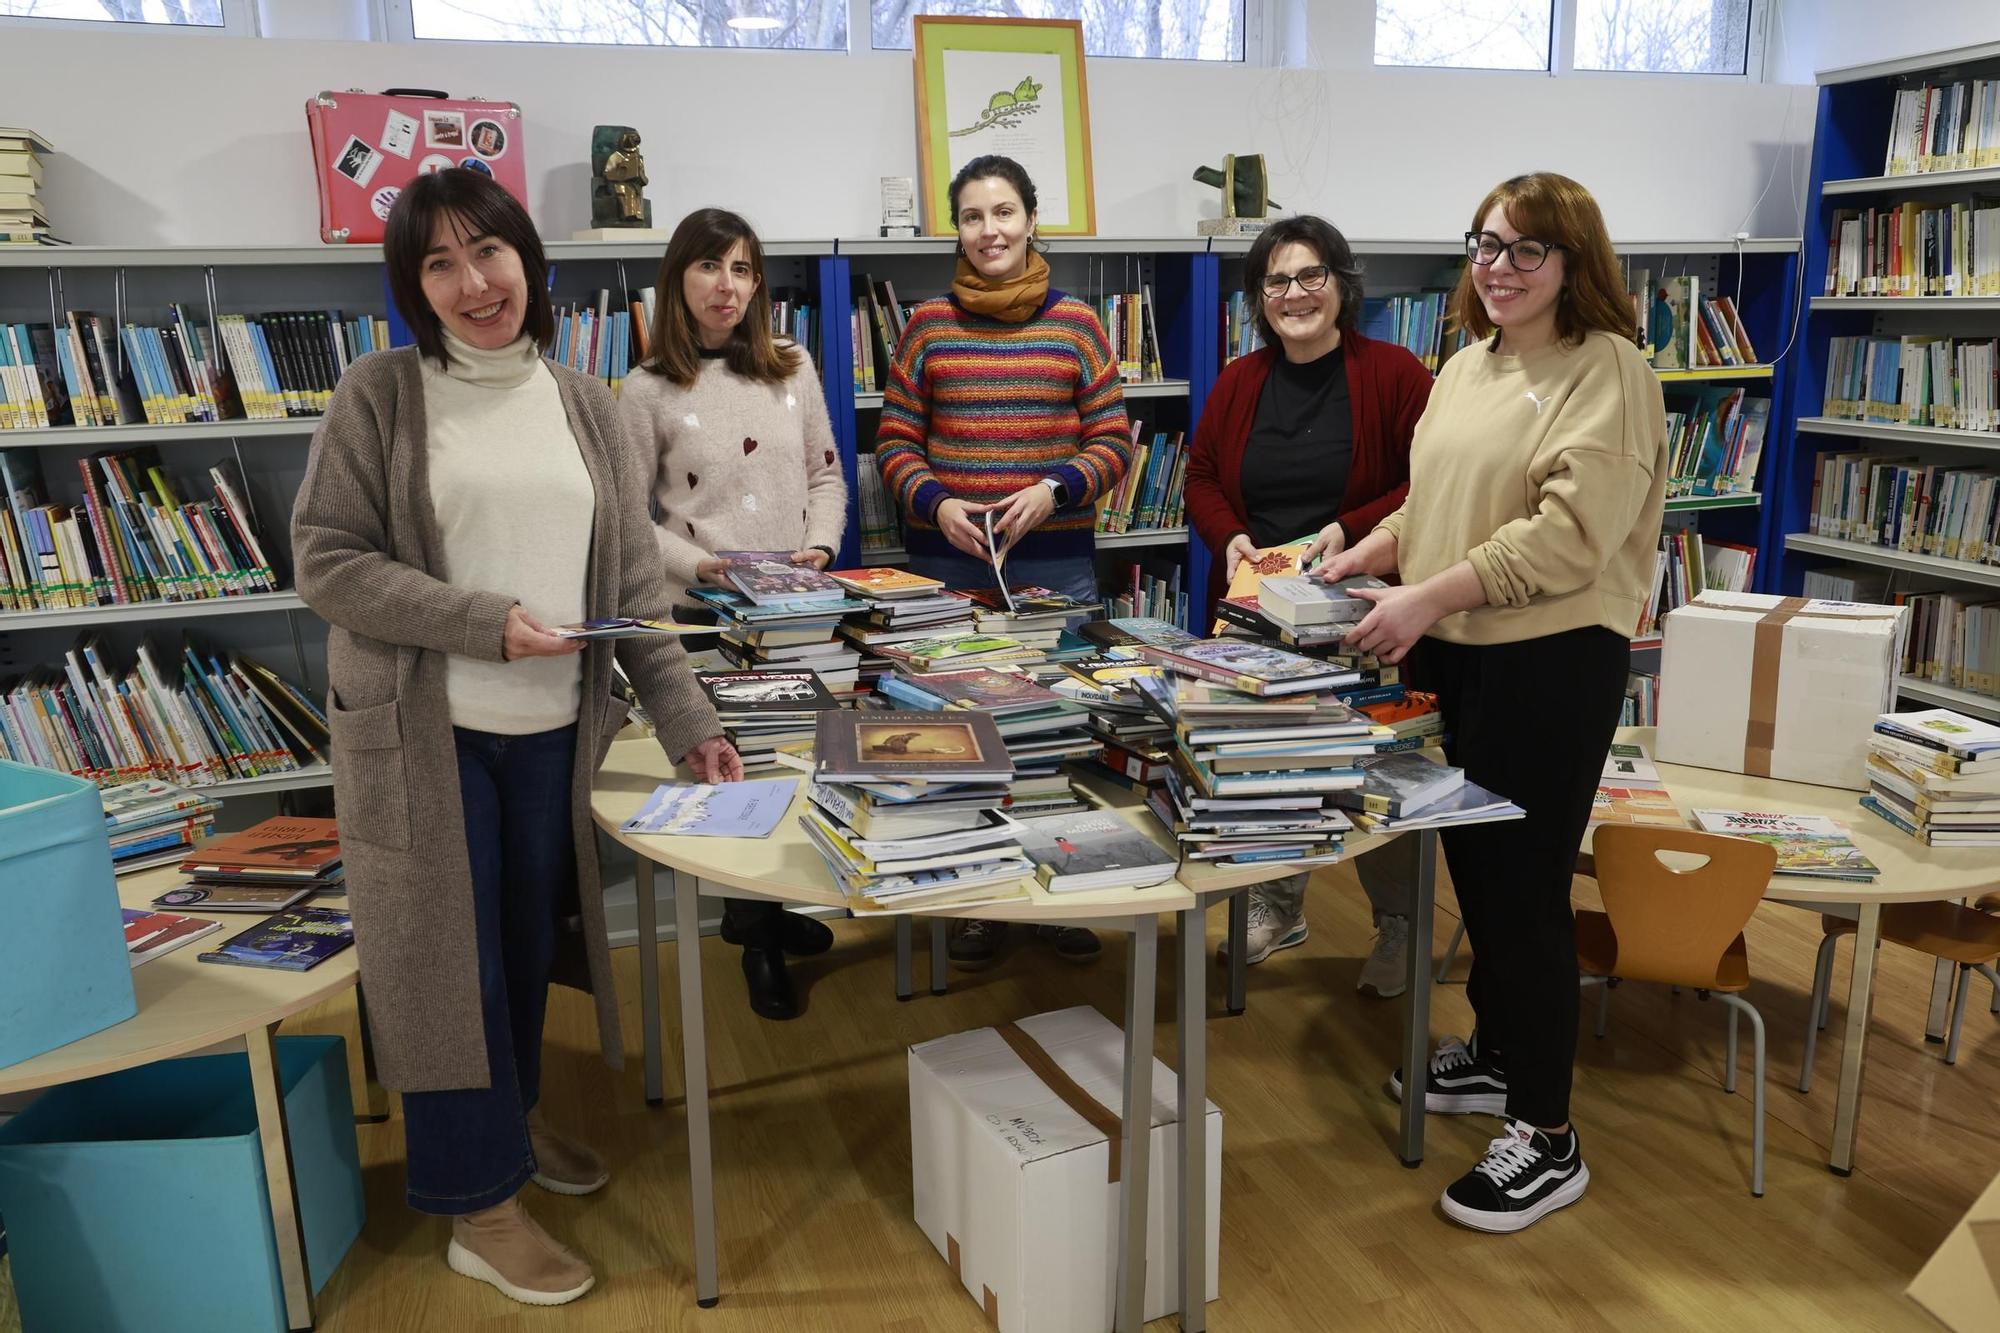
[198,906,355,972]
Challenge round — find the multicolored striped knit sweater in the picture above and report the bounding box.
[875,290,1131,563]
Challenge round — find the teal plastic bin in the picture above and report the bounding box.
[0,760,135,1070]
[0,1034,367,1333]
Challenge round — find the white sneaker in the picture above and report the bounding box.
[1357,914,1409,998]
[1216,890,1307,965]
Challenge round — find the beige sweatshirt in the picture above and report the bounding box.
[1376,329,1667,645]
[422,331,594,732]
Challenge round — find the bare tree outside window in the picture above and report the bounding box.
[1573,0,1751,74]
[410,0,847,50]
[0,0,223,22]
[1374,0,1551,71]
[872,0,1244,62]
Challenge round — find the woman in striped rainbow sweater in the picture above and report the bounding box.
[874,155,1130,969]
[875,155,1131,606]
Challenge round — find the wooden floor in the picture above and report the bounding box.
[5,860,1995,1331]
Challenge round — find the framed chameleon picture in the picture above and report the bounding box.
[912,16,1097,236]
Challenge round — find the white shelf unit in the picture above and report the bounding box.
[1810,296,2000,311]
[1795,416,2000,452]
[1895,676,2000,722]
[0,418,322,448]
[1783,534,2000,588]
[0,591,308,632]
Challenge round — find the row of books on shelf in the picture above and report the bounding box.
[1,636,328,788]
[1824,201,2000,298]
[855,462,901,556]
[1899,590,2000,701]
[1664,386,1769,497]
[1634,529,1756,637]
[1821,334,1998,433]
[1636,273,1760,371]
[1106,561,1184,626]
[1808,451,2000,564]
[1620,672,1658,727]
[1881,77,2000,177]
[0,448,276,611]
[1094,426,1186,533]
[1220,291,1265,364]
[1359,291,1471,372]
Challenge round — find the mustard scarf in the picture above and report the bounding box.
[952,249,1051,323]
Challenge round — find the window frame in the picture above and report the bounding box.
[0,0,253,36]
[864,0,1259,64]
[379,0,854,53]
[1373,0,1770,82]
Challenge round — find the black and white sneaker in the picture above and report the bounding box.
[1440,1120,1590,1233]
[1389,1034,1508,1115]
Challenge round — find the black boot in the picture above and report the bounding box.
[778,912,834,957]
[742,946,799,1021]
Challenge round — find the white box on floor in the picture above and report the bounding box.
[1656,591,1907,790]
[909,1005,1221,1332]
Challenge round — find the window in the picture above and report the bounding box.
[872,0,1246,62]
[404,0,848,51]
[1374,0,1551,71]
[1572,0,1750,75]
[0,0,226,25]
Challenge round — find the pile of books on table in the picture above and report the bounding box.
[160,814,345,912]
[1334,750,1523,836]
[962,586,1095,653]
[872,628,1044,676]
[800,708,1033,911]
[101,778,221,874]
[688,573,867,695]
[1861,707,2000,848]
[1252,574,1388,642]
[877,666,1097,819]
[695,667,840,772]
[828,567,975,686]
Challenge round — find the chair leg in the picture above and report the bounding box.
[1984,962,2000,1015]
[1800,932,1841,1095]
[1718,993,1767,1198]
[1946,964,1973,1065]
[1436,919,1465,985]
[1725,1003,1739,1095]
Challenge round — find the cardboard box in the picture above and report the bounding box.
[1657,592,1908,790]
[910,1005,1221,1332]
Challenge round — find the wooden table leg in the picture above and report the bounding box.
[247,1021,314,1331]
[350,981,389,1124]
[1115,915,1158,1333]
[636,854,663,1106]
[1830,900,1881,1176]
[675,868,720,1305]
[1400,830,1438,1167]
[1177,906,1208,1332]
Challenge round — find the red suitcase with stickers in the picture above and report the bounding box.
[305,89,527,243]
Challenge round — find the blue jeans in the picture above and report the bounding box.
[402,723,577,1215]
[906,549,1100,607]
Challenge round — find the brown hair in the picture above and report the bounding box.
[383,168,554,366]
[643,208,801,388]
[1448,173,1635,347]
[1242,214,1365,344]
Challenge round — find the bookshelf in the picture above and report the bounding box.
[1777,37,2000,723]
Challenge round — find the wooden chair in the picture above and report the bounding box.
[1802,892,2000,1089]
[1575,827,1779,1197]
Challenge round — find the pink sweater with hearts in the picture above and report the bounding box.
[617,346,848,609]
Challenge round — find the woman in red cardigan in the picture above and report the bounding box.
[1186,214,1434,992]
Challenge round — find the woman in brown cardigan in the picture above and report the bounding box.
[292,169,737,1306]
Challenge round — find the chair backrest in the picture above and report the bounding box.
[1591,825,1778,988]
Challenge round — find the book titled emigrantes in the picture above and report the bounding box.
[813,708,1015,785]
[198,906,355,971]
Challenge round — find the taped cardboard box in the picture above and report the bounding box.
[1657,592,1907,791]
[909,1005,1221,1332]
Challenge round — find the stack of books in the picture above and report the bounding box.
[1331,749,1522,834]
[174,815,345,910]
[101,778,222,874]
[799,708,1032,911]
[687,583,867,695]
[876,666,1098,818]
[1057,654,1173,790]
[963,585,1093,648]
[872,629,1043,676]
[1254,574,1386,637]
[695,668,840,771]
[829,567,974,685]
[1356,689,1443,744]
[0,127,52,243]
[1862,707,2000,847]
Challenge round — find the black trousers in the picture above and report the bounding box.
[723,896,784,946]
[1410,625,1629,1128]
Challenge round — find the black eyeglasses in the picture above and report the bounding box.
[1465,231,1562,272]
[1260,265,1331,297]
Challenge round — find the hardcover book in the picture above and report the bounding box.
[151,883,318,913]
[718,551,847,606]
[1014,810,1179,892]
[895,667,1066,714]
[826,566,946,599]
[179,816,341,880]
[198,906,355,971]
[813,708,1015,784]
[1332,749,1464,818]
[621,778,798,838]
[1139,638,1343,696]
[1255,574,1388,627]
[696,669,840,716]
[964,586,1095,618]
[1081,617,1199,651]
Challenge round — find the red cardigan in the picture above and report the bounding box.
[1185,331,1433,611]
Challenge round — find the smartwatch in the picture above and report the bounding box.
[1039,476,1069,508]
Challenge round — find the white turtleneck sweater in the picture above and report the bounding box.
[422,331,594,734]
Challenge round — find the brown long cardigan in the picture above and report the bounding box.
[291,346,720,1093]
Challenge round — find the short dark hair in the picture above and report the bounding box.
[644,207,802,389]
[383,168,554,366]
[1243,215,1365,344]
[949,155,1039,226]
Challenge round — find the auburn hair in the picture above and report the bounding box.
[1448,173,1635,347]
[644,207,802,388]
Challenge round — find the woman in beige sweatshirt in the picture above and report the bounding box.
[1321,172,1667,1235]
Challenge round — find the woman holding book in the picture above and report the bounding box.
[875,153,1132,968]
[1184,214,1434,995]
[1318,172,1667,1234]
[292,168,738,1307]
[620,206,848,1022]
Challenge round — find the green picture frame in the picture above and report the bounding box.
[912,16,1097,237]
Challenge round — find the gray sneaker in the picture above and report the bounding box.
[1216,888,1307,966]
[1357,914,1409,998]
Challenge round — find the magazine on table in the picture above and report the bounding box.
[198,907,355,972]
[1691,809,1881,879]
[122,908,222,966]
[621,778,799,838]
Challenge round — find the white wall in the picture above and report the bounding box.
[1771,0,2000,84]
[0,0,1816,247]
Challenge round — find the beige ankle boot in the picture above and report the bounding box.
[447,1195,595,1305]
[528,1104,610,1196]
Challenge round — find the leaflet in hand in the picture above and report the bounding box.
[556,616,716,640]
[622,777,799,838]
